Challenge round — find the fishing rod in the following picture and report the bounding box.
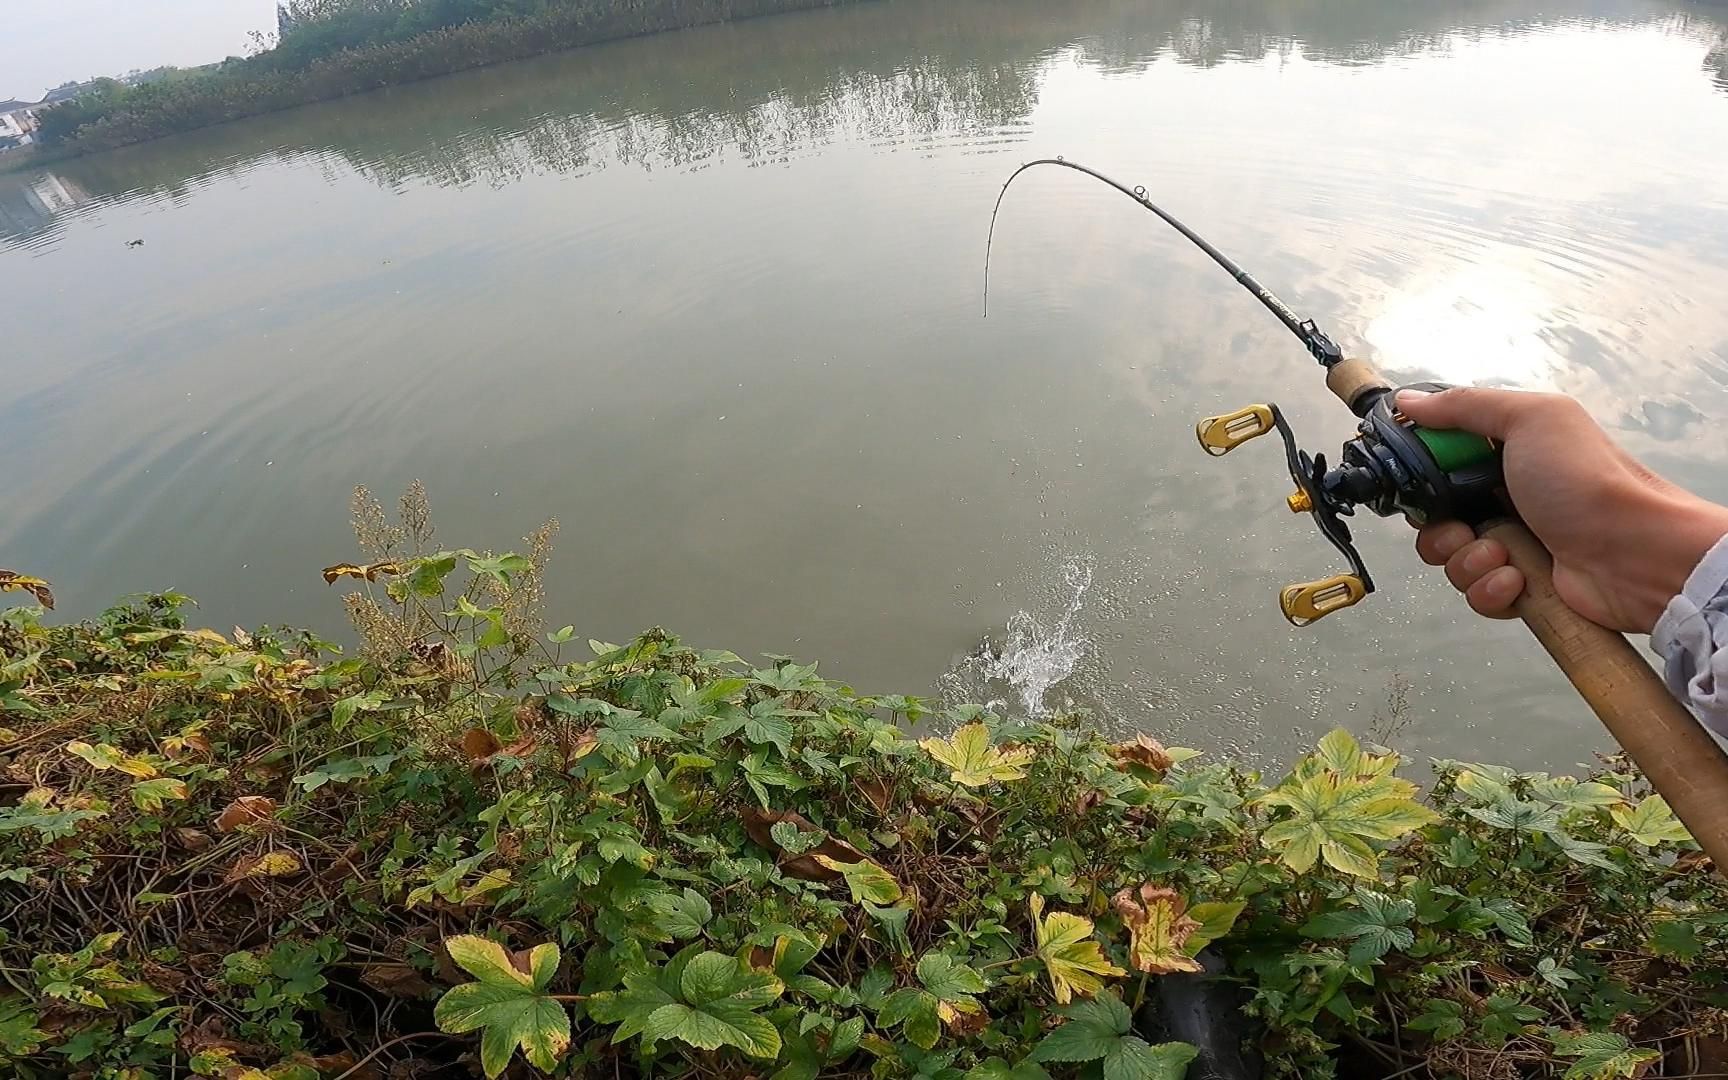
[986,157,1728,871]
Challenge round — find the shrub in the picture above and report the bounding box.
[0,485,1722,1078]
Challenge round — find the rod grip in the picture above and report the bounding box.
[1482,519,1728,871]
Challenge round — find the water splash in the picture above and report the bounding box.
[949,555,1095,717]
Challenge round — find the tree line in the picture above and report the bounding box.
[33,0,852,155]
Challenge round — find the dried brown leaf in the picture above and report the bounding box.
[1111,883,1202,975]
[741,806,868,882]
[172,827,212,851]
[1110,733,1174,773]
[361,963,436,999]
[854,776,893,815]
[215,795,276,834]
[0,570,54,609]
[460,728,501,762]
[321,561,403,585]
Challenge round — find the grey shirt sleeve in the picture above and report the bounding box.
[1651,535,1728,739]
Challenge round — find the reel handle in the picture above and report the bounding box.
[1482,519,1728,871]
[1330,359,1728,870]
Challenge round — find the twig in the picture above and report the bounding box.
[332,1031,458,1080]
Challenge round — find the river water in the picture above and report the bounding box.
[4,0,1728,766]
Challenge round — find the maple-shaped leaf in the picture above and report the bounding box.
[1030,894,1125,1004]
[1111,884,1202,975]
[1032,992,1198,1080]
[1609,795,1691,847]
[1548,1030,1661,1079]
[876,953,988,1048]
[1299,889,1416,965]
[1257,729,1438,877]
[591,950,783,1060]
[433,936,570,1079]
[920,723,1034,787]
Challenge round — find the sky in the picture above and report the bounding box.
[1,0,279,102]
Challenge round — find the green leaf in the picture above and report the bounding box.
[586,969,676,1042]
[919,723,1034,786]
[1406,999,1466,1041]
[966,1058,1052,1080]
[1649,919,1701,961]
[1299,889,1415,965]
[1529,776,1625,810]
[641,1002,781,1058]
[596,952,785,1058]
[130,777,190,812]
[1103,1037,1197,1080]
[744,710,795,758]
[646,888,713,941]
[1032,1015,1120,1063]
[917,953,986,1001]
[878,987,942,1050]
[1610,795,1691,846]
[433,937,569,1079]
[1184,900,1247,956]
[1549,1030,1662,1079]
[864,901,914,957]
[771,820,822,855]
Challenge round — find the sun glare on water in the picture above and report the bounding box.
[1364,258,1566,390]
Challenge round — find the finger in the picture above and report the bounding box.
[1416,521,1476,566]
[1444,538,1509,594]
[1465,564,1524,618]
[1395,386,1546,439]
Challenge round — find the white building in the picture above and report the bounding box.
[0,100,39,147]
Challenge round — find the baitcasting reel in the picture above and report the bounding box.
[1196,382,1503,626]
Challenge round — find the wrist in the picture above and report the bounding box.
[1619,484,1728,633]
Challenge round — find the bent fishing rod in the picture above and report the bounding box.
[986,157,1728,870]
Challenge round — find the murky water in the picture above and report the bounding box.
[5,0,1728,766]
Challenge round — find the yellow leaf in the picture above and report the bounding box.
[227,851,303,882]
[130,778,190,812]
[1610,795,1691,847]
[1030,894,1125,1004]
[1257,729,1438,878]
[1112,884,1203,975]
[66,740,157,777]
[919,723,1034,787]
[812,854,903,905]
[322,561,403,585]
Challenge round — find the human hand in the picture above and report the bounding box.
[1397,387,1728,634]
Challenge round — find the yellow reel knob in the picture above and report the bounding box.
[1196,405,1275,456]
[1286,489,1313,514]
[1279,574,1367,626]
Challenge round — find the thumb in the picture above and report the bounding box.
[1395,385,1532,440]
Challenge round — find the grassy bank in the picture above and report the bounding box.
[1,485,1724,1079]
[32,0,861,158]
